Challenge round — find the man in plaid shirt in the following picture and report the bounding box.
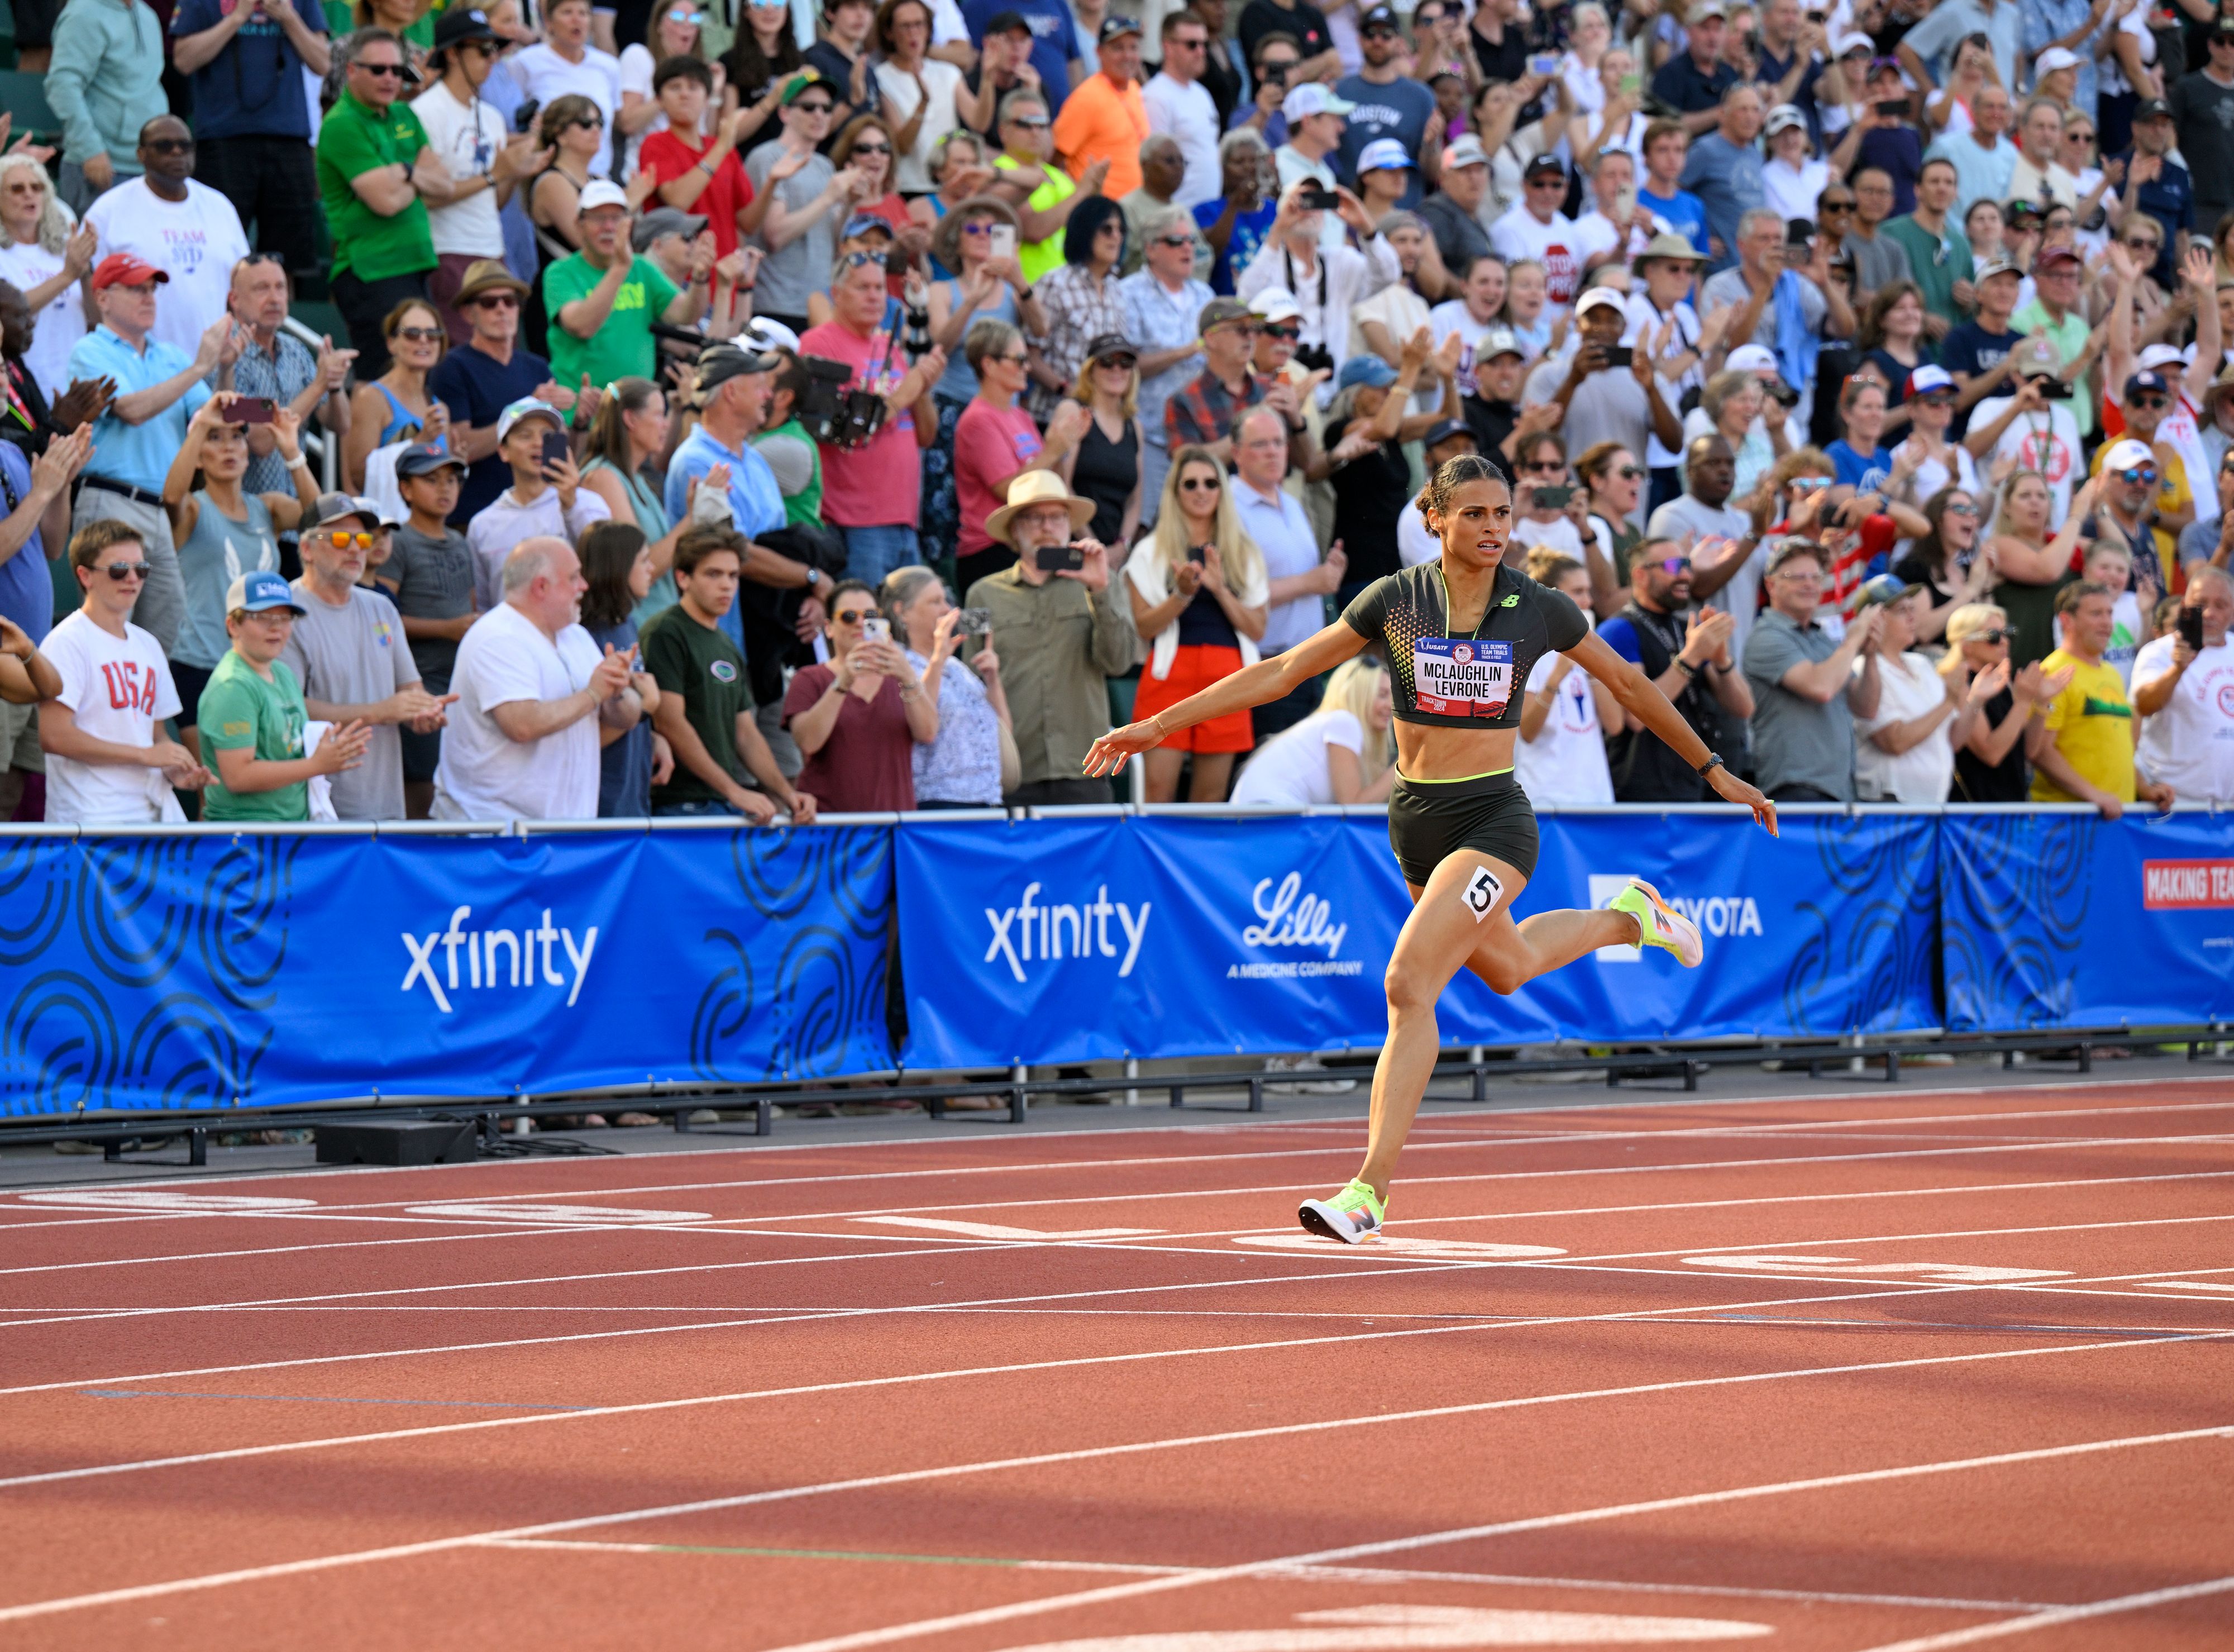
[1165,294,1266,462]
[225,256,355,498]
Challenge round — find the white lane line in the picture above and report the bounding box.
[0,1262,2223,1495]
[1853,1573,2234,1650]
[3,1417,2221,1629]
[5,1197,2228,1386]
[10,1082,2227,1227]
[476,1539,2063,1615]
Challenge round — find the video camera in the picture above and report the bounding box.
[795,355,889,450]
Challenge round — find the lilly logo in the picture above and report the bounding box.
[710,659,738,682]
[1242,872,1348,958]
[401,906,599,1012]
[984,882,1152,982]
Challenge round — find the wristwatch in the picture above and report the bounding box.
[1696,752,1725,776]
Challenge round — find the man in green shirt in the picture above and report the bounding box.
[641,524,815,822]
[546,180,713,389]
[1880,156,1977,336]
[2012,243,2098,443]
[201,571,373,822]
[751,346,827,527]
[315,27,443,376]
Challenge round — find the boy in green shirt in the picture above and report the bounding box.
[641,524,814,822]
[201,571,374,822]
[545,179,712,388]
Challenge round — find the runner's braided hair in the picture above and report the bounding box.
[1416,452,1512,521]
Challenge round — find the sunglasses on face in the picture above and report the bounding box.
[144,137,194,154]
[2130,393,2168,410]
[395,326,443,342]
[852,142,891,155]
[1968,627,2014,643]
[1262,324,1300,341]
[1946,501,1978,515]
[1651,557,1692,575]
[994,350,1028,365]
[1008,114,1051,129]
[1154,233,1194,248]
[1524,460,1564,474]
[2118,466,2158,485]
[960,221,994,237]
[323,530,375,550]
[1774,568,1825,585]
[97,561,147,581]
[1616,464,1643,479]
[357,60,406,77]
[1818,199,1856,213]
[2125,236,2161,251]
[834,607,874,624]
[1180,475,1221,490]
[1094,355,1137,371]
[794,99,834,114]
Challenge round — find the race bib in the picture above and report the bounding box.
[1413,637,1515,718]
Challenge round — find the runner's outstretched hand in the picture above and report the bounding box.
[1708,763,1777,836]
[1082,718,1165,777]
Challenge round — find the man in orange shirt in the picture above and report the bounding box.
[1053,14,1149,197]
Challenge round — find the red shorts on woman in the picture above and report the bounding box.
[1133,643,1254,753]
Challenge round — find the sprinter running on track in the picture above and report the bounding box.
[1083,455,1780,1243]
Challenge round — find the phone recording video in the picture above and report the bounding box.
[541,428,574,470]
[1035,542,1087,574]
[231,397,276,425]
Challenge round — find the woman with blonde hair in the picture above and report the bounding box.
[1126,445,1271,801]
[0,153,96,405]
[1054,335,1143,549]
[1231,655,1395,805]
[1982,467,2069,667]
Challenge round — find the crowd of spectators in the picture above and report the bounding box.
[3,0,2233,830]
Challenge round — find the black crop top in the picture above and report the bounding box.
[1341,562,1591,729]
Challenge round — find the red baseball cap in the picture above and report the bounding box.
[91,252,169,290]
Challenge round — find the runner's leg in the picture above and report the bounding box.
[1463,905,1643,995]
[1354,849,1528,1198]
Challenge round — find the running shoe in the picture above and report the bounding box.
[1606,877,1703,967]
[1298,1178,1387,1244]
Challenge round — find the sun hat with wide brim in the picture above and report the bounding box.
[455,259,532,305]
[986,469,1096,549]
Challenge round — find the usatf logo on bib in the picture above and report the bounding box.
[1413,637,1514,718]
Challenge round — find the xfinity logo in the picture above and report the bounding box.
[1242,872,1348,957]
[401,906,600,1013]
[984,882,1152,982]
[1587,875,1762,964]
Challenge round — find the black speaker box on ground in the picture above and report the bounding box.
[314,1119,477,1167]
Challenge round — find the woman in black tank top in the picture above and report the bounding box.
[1085,455,1778,1248]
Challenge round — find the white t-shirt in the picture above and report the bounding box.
[1143,71,1221,211]
[1428,299,1500,399]
[875,58,966,195]
[1854,648,1955,803]
[412,82,512,259]
[39,609,186,825]
[466,486,613,609]
[1397,498,1439,567]
[1570,207,1653,271]
[1487,203,1581,313]
[509,43,626,177]
[1515,646,1614,806]
[432,600,604,822]
[1510,515,1584,557]
[0,239,87,402]
[2135,632,2234,800]
[1230,706,1368,805]
[2104,589,2144,684]
[1970,395,2083,522]
[1649,490,1765,660]
[1894,435,1981,507]
[82,178,250,362]
[1622,294,1702,471]
[1762,156,1829,227]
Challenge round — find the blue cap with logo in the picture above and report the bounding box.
[1356,137,1412,174]
[1336,354,1398,391]
[227,569,305,615]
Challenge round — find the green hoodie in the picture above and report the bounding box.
[47,0,163,181]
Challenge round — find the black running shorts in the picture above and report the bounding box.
[1386,768,1540,889]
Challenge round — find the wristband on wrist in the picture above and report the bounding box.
[1695,752,1725,776]
[1673,656,1696,676]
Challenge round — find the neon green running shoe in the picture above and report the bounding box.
[1605,877,1703,967]
[1299,1178,1388,1244]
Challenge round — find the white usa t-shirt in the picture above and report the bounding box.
[432,600,604,822]
[1970,395,2083,523]
[1515,645,1614,805]
[1428,299,1499,398]
[1488,203,1581,313]
[0,240,87,402]
[40,608,187,824]
[82,178,250,362]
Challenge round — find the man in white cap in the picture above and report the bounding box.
[465,398,612,607]
[1274,82,1353,252]
[546,180,714,388]
[1416,135,1494,279]
[1526,285,1682,517]
[1720,342,1808,452]
[1923,81,2016,221]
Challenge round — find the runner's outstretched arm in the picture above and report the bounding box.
[1568,631,1780,835]
[1082,620,1370,776]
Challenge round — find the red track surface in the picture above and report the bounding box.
[3,1078,2232,1650]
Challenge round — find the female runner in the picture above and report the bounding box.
[1083,455,1780,1243]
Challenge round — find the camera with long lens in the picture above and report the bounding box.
[794,355,880,447]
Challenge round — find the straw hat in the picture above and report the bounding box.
[986,470,1096,548]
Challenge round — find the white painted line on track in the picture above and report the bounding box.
[4,1419,2220,1630]
[1853,1573,2234,1650]
[11,1078,2227,1220]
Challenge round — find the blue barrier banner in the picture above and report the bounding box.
[0,827,891,1116]
[1941,811,2234,1030]
[894,810,1939,1068]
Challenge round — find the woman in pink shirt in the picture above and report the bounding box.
[951,317,1091,590]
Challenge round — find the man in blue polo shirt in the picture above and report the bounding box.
[67,251,235,656]
[1653,0,1740,136]
[964,0,1082,115]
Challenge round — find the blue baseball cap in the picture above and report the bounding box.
[1356,137,1412,174]
[2124,369,2170,399]
[1336,354,1398,391]
[226,569,305,615]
